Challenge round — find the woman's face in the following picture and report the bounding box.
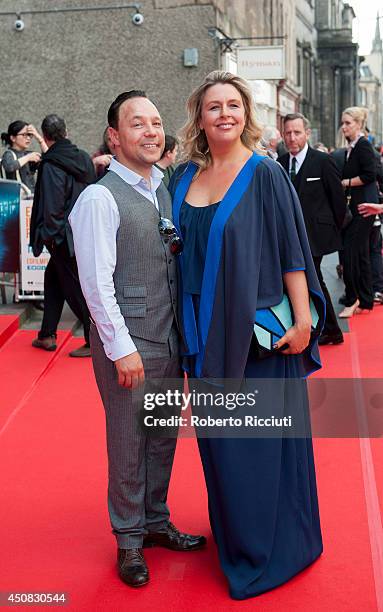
[341,113,361,142]
[10,127,32,151]
[199,83,246,148]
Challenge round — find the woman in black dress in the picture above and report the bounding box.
[338,107,378,317]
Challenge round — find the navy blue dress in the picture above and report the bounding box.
[179,199,323,600]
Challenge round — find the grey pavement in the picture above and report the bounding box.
[1,255,349,337]
[0,273,80,335]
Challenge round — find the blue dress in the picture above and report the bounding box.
[179,199,323,600]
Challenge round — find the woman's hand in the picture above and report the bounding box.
[273,321,312,355]
[358,202,383,217]
[93,154,112,170]
[27,124,48,152]
[279,270,312,355]
[26,151,41,163]
[18,151,41,168]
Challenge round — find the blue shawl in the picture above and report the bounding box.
[169,153,325,379]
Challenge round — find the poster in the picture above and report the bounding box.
[0,179,20,273]
[19,197,50,292]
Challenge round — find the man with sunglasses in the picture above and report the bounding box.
[69,91,205,589]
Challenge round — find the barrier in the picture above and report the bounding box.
[0,179,48,301]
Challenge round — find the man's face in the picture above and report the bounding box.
[108,97,165,173]
[283,119,310,156]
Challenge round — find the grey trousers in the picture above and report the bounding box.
[90,323,181,548]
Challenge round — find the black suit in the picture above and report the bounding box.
[278,147,347,336]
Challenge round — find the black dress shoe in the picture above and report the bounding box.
[318,332,344,346]
[117,548,149,587]
[143,522,206,551]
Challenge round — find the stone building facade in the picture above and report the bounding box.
[359,15,383,144]
[0,0,360,153]
[295,0,319,139]
[0,0,219,154]
[315,0,358,147]
[0,0,305,153]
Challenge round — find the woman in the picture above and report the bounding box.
[1,120,47,194]
[169,71,326,599]
[338,107,378,317]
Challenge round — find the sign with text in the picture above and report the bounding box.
[19,198,50,292]
[237,46,285,80]
[0,180,20,273]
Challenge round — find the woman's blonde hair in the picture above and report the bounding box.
[342,106,368,129]
[178,71,264,172]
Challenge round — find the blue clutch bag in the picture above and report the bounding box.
[253,293,320,358]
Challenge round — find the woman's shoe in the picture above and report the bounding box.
[338,300,360,318]
[355,306,372,315]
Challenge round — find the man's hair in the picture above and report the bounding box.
[108,90,147,129]
[283,113,311,130]
[160,135,178,159]
[41,114,66,141]
[261,126,279,147]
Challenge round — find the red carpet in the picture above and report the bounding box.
[0,314,19,348]
[0,311,382,610]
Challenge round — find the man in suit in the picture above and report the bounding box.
[69,91,205,588]
[278,113,347,345]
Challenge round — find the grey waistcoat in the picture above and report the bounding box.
[98,170,177,344]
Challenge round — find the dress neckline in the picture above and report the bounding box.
[184,200,220,209]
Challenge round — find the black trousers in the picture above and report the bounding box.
[39,240,90,344]
[312,255,342,336]
[342,215,375,309]
[370,224,383,293]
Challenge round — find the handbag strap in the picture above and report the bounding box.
[9,149,32,198]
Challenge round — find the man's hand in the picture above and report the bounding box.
[114,351,145,389]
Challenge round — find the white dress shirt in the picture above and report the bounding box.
[346,133,364,160]
[68,158,164,361]
[289,142,309,174]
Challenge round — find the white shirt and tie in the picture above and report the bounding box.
[289,143,309,177]
[68,157,164,362]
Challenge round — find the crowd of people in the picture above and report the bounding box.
[262,108,383,340]
[1,101,381,352]
[0,78,383,598]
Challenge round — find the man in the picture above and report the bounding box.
[69,91,205,588]
[154,134,178,187]
[30,114,95,357]
[261,126,282,161]
[278,113,347,345]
